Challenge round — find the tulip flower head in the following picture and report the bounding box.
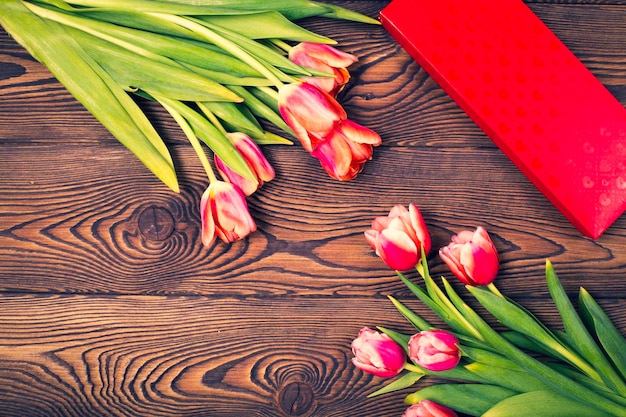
[408,330,460,372]
[439,226,499,286]
[215,132,275,196]
[402,401,458,417]
[289,42,358,96]
[278,82,381,181]
[364,204,431,271]
[351,327,406,378]
[200,181,257,247]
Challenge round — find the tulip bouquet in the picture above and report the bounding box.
[353,204,626,417]
[0,0,381,246]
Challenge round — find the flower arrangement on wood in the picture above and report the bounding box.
[0,0,381,246]
[352,203,626,417]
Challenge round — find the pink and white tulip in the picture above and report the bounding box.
[289,42,357,96]
[351,327,406,378]
[200,181,256,247]
[408,330,461,372]
[439,226,499,286]
[215,132,275,196]
[364,204,431,271]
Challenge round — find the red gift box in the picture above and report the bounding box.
[380,0,626,239]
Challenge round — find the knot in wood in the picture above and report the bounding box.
[278,381,315,416]
[138,206,175,241]
[0,62,25,81]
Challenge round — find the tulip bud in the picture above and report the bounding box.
[200,181,257,247]
[351,327,406,378]
[364,204,431,271]
[439,226,499,286]
[215,132,275,196]
[403,401,458,417]
[289,42,357,96]
[408,330,460,372]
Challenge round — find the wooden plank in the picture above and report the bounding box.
[1,294,624,417]
[1,143,626,297]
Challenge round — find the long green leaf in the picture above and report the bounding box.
[40,0,312,15]
[483,390,610,417]
[406,384,516,417]
[366,372,423,398]
[546,260,626,395]
[71,29,241,102]
[1,0,178,191]
[228,85,293,134]
[198,11,334,43]
[387,296,432,332]
[460,291,626,416]
[468,286,601,382]
[464,362,552,393]
[579,287,626,383]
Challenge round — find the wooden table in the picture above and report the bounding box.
[1,1,626,416]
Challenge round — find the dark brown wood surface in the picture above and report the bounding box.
[1,1,626,416]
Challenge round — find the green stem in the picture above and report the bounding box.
[487,283,504,298]
[270,39,293,53]
[158,96,217,183]
[149,12,285,89]
[197,102,227,136]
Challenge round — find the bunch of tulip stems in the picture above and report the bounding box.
[367,250,626,417]
[0,0,378,194]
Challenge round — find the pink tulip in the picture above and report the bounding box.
[289,42,357,96]
[351,327,406,378]
[200,181,256,247]
[439,226,499,286]
[215,132,275,196]
[403,401,458,417]
[278,82,381,181]
[408,330,460,372]
[364,204,431,271]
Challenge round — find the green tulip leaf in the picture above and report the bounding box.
[482,390,611,417]
[579,287,626,383]
[366,372,424,398]
[387,296,432,332]
[198,101,265,138]
[255,131,293,146]
[545,260,626,394]
[464,362,552,393]
[1,1,179,192]
[198,11,335,43]
[406,384,516,417]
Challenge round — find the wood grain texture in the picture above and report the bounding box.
[1,1,626,416]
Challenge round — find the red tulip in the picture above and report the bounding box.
[289,42,357,96]
[408,330,461,372]
[439,226,499,286]
[200,181,256,247]
[215,132,275,196]
[351,327,406,378]
[402,401,458,417]
[310,119,381,180]
[364,204,431,271]
[278,82,381,181]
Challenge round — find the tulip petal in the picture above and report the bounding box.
[200,187,217,247]
[339,119,382,145]
[377,229,419,271]
[291,42,358,68]
[311,130,352,180]
[278,83,345,134]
